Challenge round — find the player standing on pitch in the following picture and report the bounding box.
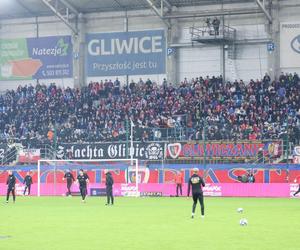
[187,168,205,219]
[63,169,75,196]
[175,172,184,197]
[76,170,89,203]
[6,170,16,203]
[23,171,33,195]
[80,169,89,196]
[105,171,114,205]
[293,176,300,196]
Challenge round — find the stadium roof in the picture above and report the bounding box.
[0,0,255,20]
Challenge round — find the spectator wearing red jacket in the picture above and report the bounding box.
[175,172,184,197]
[293,176,300,196]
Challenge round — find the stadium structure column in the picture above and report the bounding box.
[124,11,129,86]
[267,0,280,79]
[73,13,86,88]
[166,19,178,84]
[220,15,226,80]
[220,44,226,81]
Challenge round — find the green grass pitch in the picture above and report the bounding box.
[0,196,299,250]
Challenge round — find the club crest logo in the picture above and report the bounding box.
[56,145,65,159]
[145,143,163,160]
[126,167,150,184]
[167,143,182,159]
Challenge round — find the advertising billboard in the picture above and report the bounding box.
[86,30,166,76]
[0,35,73,80]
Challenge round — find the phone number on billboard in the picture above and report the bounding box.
[42,69,70,77]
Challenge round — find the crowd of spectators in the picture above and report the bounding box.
[0,72,299,147]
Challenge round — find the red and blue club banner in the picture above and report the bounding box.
[166,141,282,159]
[0,164,299,185]
[0,164,299,197]
[54,141,281,160]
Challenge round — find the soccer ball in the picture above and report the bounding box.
[237,208,243,213]
[239,218,248,226]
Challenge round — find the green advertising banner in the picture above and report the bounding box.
[0,36,73,80]
[0,38,31,80]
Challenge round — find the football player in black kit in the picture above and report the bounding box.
[80,169,89,196]
[63,169,75,196]
[6,170,16,203]
[105,171,114,205]
[23,171,33,195]
[76,170,89,203]
[187,168,205,219]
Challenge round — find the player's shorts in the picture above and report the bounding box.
[80,186,87,195]
[192,192,203,203]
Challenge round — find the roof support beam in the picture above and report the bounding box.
[41,0,79,34]
[144,0,171,27]
[163,7,264,19]
[255,0,272,23]
[145,0,162,18]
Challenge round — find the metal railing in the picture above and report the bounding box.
[190,24,236,41]
[0,147,17,165]
[37,144,56,160]
[0,144,55,166]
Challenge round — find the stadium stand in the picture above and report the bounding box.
[0,73,299,146]
[1,1,300,249]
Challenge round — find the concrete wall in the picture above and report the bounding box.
[0,0,299,90]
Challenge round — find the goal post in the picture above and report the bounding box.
[37,158,139,197]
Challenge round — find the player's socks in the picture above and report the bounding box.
[201,215,205,219]
[191,213,194,219]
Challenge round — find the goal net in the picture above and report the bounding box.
[37,159,139,197]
